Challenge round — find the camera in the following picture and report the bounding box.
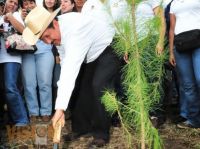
[0,0,4,6]
[26,9,31,14]
[0,24,3,30]
[0,24,3,36]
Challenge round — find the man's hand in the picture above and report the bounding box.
[52,109,65,129]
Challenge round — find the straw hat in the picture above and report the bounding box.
[22,6,60,45]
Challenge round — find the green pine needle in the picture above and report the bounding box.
[101,0,166,148]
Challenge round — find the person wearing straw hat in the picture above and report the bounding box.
[23,4,121,147]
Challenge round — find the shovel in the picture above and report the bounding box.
[53,120,62,149]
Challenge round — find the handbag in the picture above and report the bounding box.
[6,33,37,54]
[174,29,200,52]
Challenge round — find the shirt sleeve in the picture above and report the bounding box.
[169,1,175,14]
[55,31,92,110]
[13,12,25,26]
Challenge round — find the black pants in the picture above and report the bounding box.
[71,46,121,141]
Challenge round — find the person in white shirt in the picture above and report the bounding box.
[169,0,200,129]
[0,0,29,126]
[23,5,120,146]
[122,0,165,62]
[136,0,165,53]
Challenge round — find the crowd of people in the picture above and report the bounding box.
[0,0,80,125]
[0,0,200,147]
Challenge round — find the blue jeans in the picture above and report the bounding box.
[3,62,29,125]
[175,48,200,126]
[22,52,54,116]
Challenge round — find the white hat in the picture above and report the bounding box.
[22,6,60,45]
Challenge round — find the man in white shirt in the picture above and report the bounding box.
[23,5,120,147]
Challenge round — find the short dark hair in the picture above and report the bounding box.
[19,0,36,8]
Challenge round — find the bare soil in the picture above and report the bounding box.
[1,106,200,149]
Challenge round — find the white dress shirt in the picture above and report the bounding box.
[55,12,115,110]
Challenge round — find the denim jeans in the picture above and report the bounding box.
[3,62,29,125]
[22,52,54,116]
[174,48,200,126]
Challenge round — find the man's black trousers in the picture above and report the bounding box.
[70,46,121,141]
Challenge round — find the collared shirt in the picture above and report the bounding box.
[55,12,115,110]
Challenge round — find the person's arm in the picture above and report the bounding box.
[4,12,25,33]
[153,6,166,55]
[55,41,89,110]
[52,31,92,127]
[169,13,176,66]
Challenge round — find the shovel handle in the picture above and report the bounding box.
[53,120,62,143]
